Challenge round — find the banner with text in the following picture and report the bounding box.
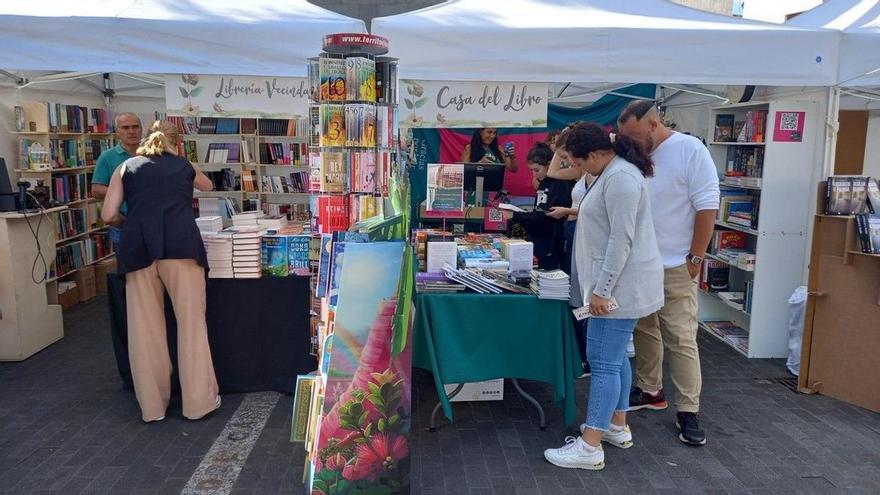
[400,80,548,128]
[164,74,310,118]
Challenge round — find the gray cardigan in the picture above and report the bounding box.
[572,156,664,319]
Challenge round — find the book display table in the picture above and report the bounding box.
[107,274,316,394]
[413,292,581,430]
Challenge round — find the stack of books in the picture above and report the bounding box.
[228,226,263,279]
[530,270,570,300]
[416,272,466,293]
[257,215,288,232]
[202,232,234,279]
[231,210,263,228]
[702,320,749,354]
[196,215,223,234]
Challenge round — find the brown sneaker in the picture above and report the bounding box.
[628,387,668,411]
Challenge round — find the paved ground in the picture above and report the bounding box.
[1,296,879,494]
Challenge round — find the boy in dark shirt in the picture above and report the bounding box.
[503,142,574,269]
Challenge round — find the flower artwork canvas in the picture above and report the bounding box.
[308,241,411,495]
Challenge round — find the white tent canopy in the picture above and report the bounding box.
[788,0,880,87]
[0,0,365,77]
[371,0,839,86]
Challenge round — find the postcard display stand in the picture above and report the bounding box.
[294,34,413,494]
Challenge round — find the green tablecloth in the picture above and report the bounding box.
[413,292,581,427]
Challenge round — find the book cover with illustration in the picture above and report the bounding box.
[260,235,289,276]
[319,57,346,102]
[320,104,346,147]
[310,241,411,495]
[288,234,312,276]
[319,151,346,193]
[345,57,376,102]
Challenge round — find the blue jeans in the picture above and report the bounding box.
[585,317,637,431]
[109,226,122,253]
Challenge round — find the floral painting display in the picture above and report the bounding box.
[309,241,411,495]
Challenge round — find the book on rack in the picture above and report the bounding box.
[319,57,346,102]
[855,213,880,254]
[375,58,398,105]
[314,195,349,234]
[319,151,346,193]
[345,57,376,102]
[348,151,377,193]
[714,114,735,142]
[700,260,729,292]
[824,176,878,215]
[723,146,763,179]
[711,230,746,252]
[319,104,346,147]
[344,104,377,148]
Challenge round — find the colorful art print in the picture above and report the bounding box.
[772,110,806,143]
[311,242,410,494]
[319,57,346,102]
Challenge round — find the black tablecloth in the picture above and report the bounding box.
[107,274,316,395]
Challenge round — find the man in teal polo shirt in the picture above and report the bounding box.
[92,112,143,250]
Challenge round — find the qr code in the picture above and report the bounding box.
[779,112,800,131]
[488,208,503,221]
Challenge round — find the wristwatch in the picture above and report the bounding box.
[687,253,703,265]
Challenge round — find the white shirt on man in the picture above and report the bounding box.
[646,132,720,269]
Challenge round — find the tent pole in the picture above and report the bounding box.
[103,73,114,116]
[822,86,840,178]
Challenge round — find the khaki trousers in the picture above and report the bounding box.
[126,259,218,421]
[633,264,702,413]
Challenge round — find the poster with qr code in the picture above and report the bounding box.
[773,111,805,142]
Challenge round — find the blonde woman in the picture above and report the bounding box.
[102,120,218,422]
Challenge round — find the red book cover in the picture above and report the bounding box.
[716,231,746,250]
[317,195,349,233]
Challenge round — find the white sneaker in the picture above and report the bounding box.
[627,336,636,358]
[580,423,634,449]
[543,436,604,470]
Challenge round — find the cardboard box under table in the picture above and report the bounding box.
[414,292,581,431]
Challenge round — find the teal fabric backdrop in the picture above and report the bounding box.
[408,84,657,221]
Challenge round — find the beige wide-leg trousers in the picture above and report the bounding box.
[125,259,219,421]
[633,264,702,413]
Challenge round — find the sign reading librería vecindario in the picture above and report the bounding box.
[164,74,309,118]
[400,79,548,128]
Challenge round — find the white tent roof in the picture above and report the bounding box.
[371,0,839,86]
[787,0,880,87]
[0,0,365,77]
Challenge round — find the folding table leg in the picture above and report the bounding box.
[511,379,546,430]
[429,383,464,432]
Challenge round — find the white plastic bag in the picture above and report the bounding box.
[786,286,808,376]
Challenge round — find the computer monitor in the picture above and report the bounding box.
[461,163,505,206]
[0,158,17,212]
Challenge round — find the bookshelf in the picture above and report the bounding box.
[698,100,820,358]
[13,102,117,286]
[166,115,311,215]
[799,194,880,413]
